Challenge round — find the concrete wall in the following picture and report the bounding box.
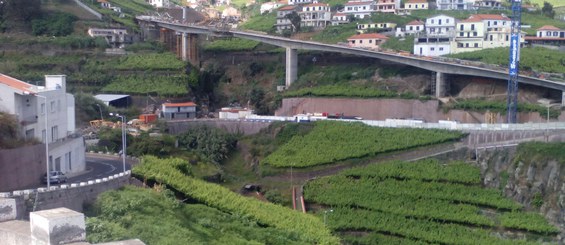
[276,97,565,123]
[0,171,131,217]
[167,119,271,135]
[0,144,46,192]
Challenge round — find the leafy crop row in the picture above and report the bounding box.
[204,38,260,52]
[102,75,188,96]
[500,212,559,234]
[133,156,340,244]
[340,159,481,185]
[329,208,537,245]
[262,121,464,168]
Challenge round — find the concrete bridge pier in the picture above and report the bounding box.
[181,32,188,61]
[285,48,298,88]
[435,72,447,98]
[562,91,565,106]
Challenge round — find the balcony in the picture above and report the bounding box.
[20,116,38,126]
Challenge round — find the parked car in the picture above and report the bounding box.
[43,171,67,184]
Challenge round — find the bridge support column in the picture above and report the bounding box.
[435,72,446,98]
[285,48,297,88]
[187,34,199,67]
[181,33,188,62]
[562,91,565,106]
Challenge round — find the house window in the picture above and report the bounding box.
[458,43,463,47]
[439,19,442,25]
[409,26,413,31]
[51,126,58,142]
[41,103,45,114]
[547,31,551,36]
[369,40,373,43]
[473,32,477,36]
[416,26,420,30]
[489,35,493,41]
[446,19,449,23]
[431,19,434,24]
[471,24,475,30]
[360,40,363,43]
[554,32,558,36]
[506,35,509,41]
[51,101,56,113]
[439,47,444,51]
[431,47,435,51]
[460,25,463,31]
[487,21,490,26]
[465,43,469,47]
[494,21,497,26]
[422,4,424,8]
[459,32,464,37]
[474,43,478,47]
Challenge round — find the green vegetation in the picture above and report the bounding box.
[442,99,561,118]
[311,23,357,44]
[305,160,558,244]
[530,0,564,8]
[177,125,238,163]
[447,47,565,74]
[111,53,185,70]
[516,142,565,165]
[204,38,260,52]
[0,112,38,149]
[239,12,276,33]
[31,12,77,36]
[262,121,464,168]
[381,35,414,52]
[132,156,340,244]
[87,186,314,244]
[101,75,188,96]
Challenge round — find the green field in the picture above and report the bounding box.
[304,159,559,244]
[262,121,464,168]
[529,0,565,7]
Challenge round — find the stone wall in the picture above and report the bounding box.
[0,144,45,192]
[276,98,565,123]
[167,119,271,135]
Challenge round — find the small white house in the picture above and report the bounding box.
[162,102,197,120]
[347,33,388,50]
[219,107,253,119]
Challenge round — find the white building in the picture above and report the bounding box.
[0,74,85,174]
[347,33,388,50]
[396,19,425,37]
[147,0,170,8]
[404,0,428,10]
[275,5,299,33]
[331,12,350,25]
[260,1,285,14]
[425,14,456,36]
[289,0,313,5]
[300,1,331,29]
[162,102,197,120]
[375,0,400,13]
[87,28,132,48]
[343,1,375,19]
[436,0,474,10]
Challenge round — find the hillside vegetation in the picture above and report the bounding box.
[305,159,559,244]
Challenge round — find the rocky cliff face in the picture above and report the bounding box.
[477,146,565,241]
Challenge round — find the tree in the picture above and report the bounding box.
[541,2,555,19]
[285,12,301,32]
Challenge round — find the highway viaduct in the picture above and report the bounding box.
[137,16,565,104]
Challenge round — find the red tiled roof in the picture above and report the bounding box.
[406,20,424,25]
[538,25,561,31]
[468,14,510,21]
[0,73,35,94]
[347,33,389,40]
[406,0,427,3]
[163,102,197,107]
[279,5,296,10]
[345,1,373,6]
[460,16,483,23]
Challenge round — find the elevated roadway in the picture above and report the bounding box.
[137,16,565,101]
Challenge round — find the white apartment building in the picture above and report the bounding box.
[474,0,502,9]
[343,1,375,19]
[87,28,132,48]
[0,74,85,174]
[404,0,428,10]
[425,14,456,36]
[147,0,170,8]
[376,0,400,13]
[300,1,331,29]
[289,0,313,5]
[331,12,350,25]
[436,0,474,10]
[275,5,299,33]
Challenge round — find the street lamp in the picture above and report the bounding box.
[323,209,334,225]
[25,92,50,188]
[109,113,126,173]
[96,104,103,121]
[545,103,561,123]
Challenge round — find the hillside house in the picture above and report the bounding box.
[474,0,502,9]
[260,1,285,14]
[87,28,132,48]
[357,22,397,33]
[452,15,485,53]
[404,0,428,10]
[289,0,314,5]
[276,5,299,33]
[299,1,331,29]
[347,33,388,49]
[331,12,350,25]
[425,14,456,36]
[525,25,565,48]
[343,1,375,19]
[147,0,170,8]
[395,20,424,37]
[436,0,474,10]
[376,0,400,13]
[98,0,111,8]
[162,102,197,120]
[0,73,85,174]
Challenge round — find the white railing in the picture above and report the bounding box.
[0,170,131,198]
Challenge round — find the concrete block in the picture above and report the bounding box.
[95,179,101,183]
[38,188,47,193]
[0,198,17,222]
[119,173,124,177]
[60,185,68,189]
[87,181,94,185]
[23,189,36,195]
[102,178,108,182]
[108,176,114,180]
[30,208,85,245]
[79,182,87,186]
[70,184,78,188]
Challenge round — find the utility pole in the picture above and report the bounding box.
[506,0,522,123]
